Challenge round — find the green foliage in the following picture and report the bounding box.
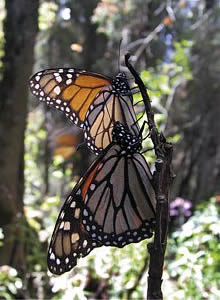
[173,40,193,80]
[166,198,220,299]
[0,266,22,300]
[139,41,192,103]
[24,109,46,204]
[3,193,218,299]
[47,240,152,299]
[92,0,155,41]
[39,2,58,31]
[92,0,129,38]
[132,38,193,148]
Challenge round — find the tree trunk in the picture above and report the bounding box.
[0,0,39,272]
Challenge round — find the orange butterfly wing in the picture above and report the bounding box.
[29,68,111,127]
[29,69,140,155]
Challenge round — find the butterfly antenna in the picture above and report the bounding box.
[118,39,123,73]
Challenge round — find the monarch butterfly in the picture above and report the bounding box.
[48,122,156,275]
[29,68,139,155]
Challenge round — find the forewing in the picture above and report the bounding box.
[29,68,111,127]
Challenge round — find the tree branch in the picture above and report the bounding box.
[125,53,173,299]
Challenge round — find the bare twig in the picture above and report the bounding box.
[191,10,212,31]
[133,23,165,66]
[125,54,173,299]
[161,80,180,132]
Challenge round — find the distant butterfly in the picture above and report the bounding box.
[47,122,156,275]
[29,68,139,155]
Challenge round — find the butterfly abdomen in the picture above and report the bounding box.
[112,121,142,153]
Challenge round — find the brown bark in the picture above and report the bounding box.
[0,0,39,271]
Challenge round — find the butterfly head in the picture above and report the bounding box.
[112,122,142,153]
[116,72,127,79]
[112,72,130,95]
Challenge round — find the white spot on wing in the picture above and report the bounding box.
[74,208,80,219]
[64,221,70,231]
[71,233,79,243]
[70,201,76,208]
[50,253,55,260]
[56,76,62,83]
[54,86,61,95]
[83,209,88,216]
[59,221,64,229]
[60,211,65,219]
[83,240,88,248]
[90,184,96,191]
[66,79,72,85]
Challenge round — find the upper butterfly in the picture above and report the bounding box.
[29,68,139,155]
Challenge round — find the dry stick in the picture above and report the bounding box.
[125,53,173,299]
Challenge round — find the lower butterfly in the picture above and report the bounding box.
[29,68,139,155]
[48,122,156,275]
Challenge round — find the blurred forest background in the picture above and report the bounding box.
[0,0,219,299]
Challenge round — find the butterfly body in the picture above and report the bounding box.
[29,68,139,154]
[47,122,156,275]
